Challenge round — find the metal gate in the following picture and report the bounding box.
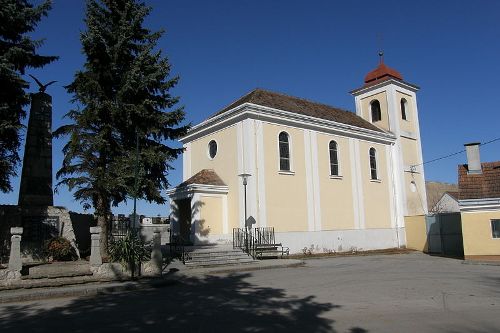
[426,213,464,257]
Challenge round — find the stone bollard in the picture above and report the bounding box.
[8,227,23,278]
[151,229,163,276]
[89,226,102,267]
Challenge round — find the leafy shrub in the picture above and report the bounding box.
[46,237,77,261]
[109,229,150,277]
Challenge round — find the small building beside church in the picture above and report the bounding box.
[458,143,500,260]
[168,59,428,253]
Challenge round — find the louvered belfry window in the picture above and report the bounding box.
[279,131,290,171]
[371,100,381,122]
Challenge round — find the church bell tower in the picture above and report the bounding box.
[350,53,427,226]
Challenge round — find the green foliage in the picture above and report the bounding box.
[46,237,77,261]
[109,229,150,276]
[0,0,58,192]
[54,0,189,247]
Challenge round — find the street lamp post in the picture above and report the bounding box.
[238,173,251,254]
[132,128,140,230]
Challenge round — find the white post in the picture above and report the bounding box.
[151,228,162,276]
[90,226,102,267]
[8,227,23,275]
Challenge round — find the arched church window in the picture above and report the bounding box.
[371,100,381,122]
[369,147,378,180]
[401,98,408,120]
[329,140,339,176]
[279,131,290,171]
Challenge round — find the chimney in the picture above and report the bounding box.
[464,142,482,174]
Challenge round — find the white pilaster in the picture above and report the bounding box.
[410,92,428,214]
[191,192,201,242]
[304,130,315,231]
[390,143,405,229]
[386,145,397,230]
[256,120,267,227]
[222,194,228,234]
[352,139,365,229]
[242,119,258,225]
[310,131,322,231]
[236,122,244,228]
[182,143,191,181]
[349,138,360,229]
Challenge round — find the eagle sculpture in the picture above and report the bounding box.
[29,74,57,93]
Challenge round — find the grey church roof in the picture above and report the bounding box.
[211,88,383,132]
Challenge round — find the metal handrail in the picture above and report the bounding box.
[169,234,191,264]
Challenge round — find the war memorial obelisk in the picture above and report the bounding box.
[18,88,54,206]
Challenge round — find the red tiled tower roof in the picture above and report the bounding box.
[363,53,403,87]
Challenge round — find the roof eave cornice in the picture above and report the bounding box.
[181,103,396,145]
[459,198,500,212]
[350,78,420,96]
[166,184,229,198]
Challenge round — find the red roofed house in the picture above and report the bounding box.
[459,143,500,260]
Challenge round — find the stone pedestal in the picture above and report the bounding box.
[90,226,102,267]
[151,229,163,276]
[7,227,23,279]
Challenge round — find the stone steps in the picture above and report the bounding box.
[183,246,258,269]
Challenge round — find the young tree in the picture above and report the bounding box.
[0,0,57,193]
[54,0,188,255]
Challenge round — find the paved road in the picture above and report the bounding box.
[0,253,499,332]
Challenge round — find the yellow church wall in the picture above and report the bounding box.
[360,91,390,131]
[316,133,355,230]
[396,91,414,133]
[198,195,223,236]
[262,122,308,232]
[359,141,392,229]
[189,125,239,230]
[461,211,500,259]
[404,172,426,216]
[401,137,419,167]
[404,215,428,252]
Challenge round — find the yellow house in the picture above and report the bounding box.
[458,143,500,260]
[167,58,428,253]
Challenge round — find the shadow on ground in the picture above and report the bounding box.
[0,272,366,332]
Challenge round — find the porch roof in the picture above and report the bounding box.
[177,169,227,187]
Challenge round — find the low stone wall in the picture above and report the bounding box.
[140,224,169,244]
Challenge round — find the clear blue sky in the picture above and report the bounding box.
[2,0,500,216]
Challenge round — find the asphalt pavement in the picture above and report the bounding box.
[0,252,499,333]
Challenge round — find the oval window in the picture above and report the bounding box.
[208,140,217,159]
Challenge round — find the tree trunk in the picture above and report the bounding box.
[96,194,110,258]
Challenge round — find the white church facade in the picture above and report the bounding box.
[167,59,428,253]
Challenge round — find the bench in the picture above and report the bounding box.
[254,243,290,259]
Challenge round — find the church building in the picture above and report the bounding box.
[167,58,427,253]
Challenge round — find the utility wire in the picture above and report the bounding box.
[412,136,500,168]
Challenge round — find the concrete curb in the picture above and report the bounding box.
[462,260,500,266]
[0,259,304,304]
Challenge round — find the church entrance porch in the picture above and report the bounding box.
[176,198,192,243]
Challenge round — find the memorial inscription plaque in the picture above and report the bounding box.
[22,216,61,244]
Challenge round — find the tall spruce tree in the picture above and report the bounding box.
[54,0,188,255]
[0,0,57,193]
